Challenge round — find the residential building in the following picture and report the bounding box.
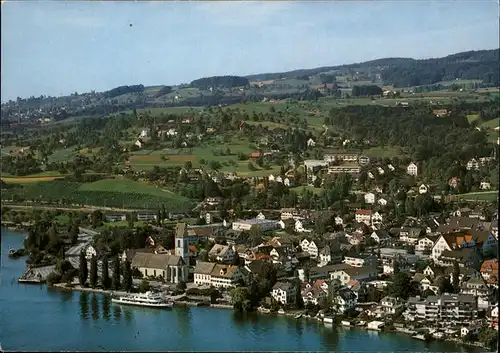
[381,296,405,315]
[460,277,490,298]
[300,238,320,258]
[193,261,216,286]
[210,264,242,288]
[330,265,377,286]
[480,259,498,284]
[466,158,480,171]
[334,288,357,314]
[405,294,478,324]
[416,235,438,252]
[364,192,375,204]
[343,253,377,268]
[271,281,296,305]
[355,209,372,226]
[371,230,391,245]
[418,184,429,194]
[372,212,383,225]
[407,162,418,176]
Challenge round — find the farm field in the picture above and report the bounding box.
[2,178,193,211]
[480,118,500,129]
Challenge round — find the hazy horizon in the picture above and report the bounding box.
[2,0,499,101]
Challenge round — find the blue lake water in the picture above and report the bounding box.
[0,229,479,351]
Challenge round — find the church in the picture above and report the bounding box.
[131,252,188,284]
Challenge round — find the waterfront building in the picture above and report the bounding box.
[131,253,188,284]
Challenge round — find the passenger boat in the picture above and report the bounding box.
[111,291,173,308]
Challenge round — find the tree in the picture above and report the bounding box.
[452,261,461,293]
[199,250,209,262]
[112,257,121,290]
[101,255,111,290]
[90,210,103,228]
[69,224,79,245]
[389,272,412,299]
[177,281,187,291]
[78,250,88,287]
[122,260,133,292]
[139,279,150,293]
[231,286,250,312]
[437,276,454,295]
[89,255,98,288]
[231,252,241,266]
[477,328,498,350]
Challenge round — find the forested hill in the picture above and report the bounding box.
[246,49,500,87]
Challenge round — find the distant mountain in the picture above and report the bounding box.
[245,49,500,87]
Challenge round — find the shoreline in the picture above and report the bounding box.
[26,282,490,350]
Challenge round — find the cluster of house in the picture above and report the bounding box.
[83,201,499,332]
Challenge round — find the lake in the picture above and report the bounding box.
[0,229,478,352]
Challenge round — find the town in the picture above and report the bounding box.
[9,168,498,349]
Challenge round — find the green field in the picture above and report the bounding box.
[290,185,324,195]
[480,118,499,129]
[457,191,498,201]
[2,179,193,211]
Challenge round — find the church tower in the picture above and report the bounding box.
[174,222,190,266]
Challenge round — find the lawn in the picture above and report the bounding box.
[290,185,324,195]
[49,147,77,162]
[457,191,498,202]
[466,114,481,124]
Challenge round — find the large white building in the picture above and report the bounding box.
[232,219,281,232]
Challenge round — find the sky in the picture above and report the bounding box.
[1,0,499,101]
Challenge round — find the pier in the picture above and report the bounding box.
[18,265,55,284]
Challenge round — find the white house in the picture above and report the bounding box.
[364,192,375,204]
[334,216,344,226]
[300,238,319,258]
[480,181,491,190]
[466,158,479,171]
[134,139,144,148]
[381,296,405,315]
[307,138,316,148]
[275,176,283,183]
[208,244,236,263]
[387,164,395,172]
[139,128,150,138]
[281,208,299,220]
[210,265,242,288]
[377,167,385,175]
[268,174,276,182]
[461,325,481,337]
[367,172,375,179]
[194,261,216,286]
[166,128,178,137]
[431,235,454,262]
[283,178,293,187]
[378,198,388,206]
[372,212,383,225]
[85,245,97,260]
[256,212,266,219]
[271,282,296,305]
[371,230,391,245]
[334,288,357,314]
[295,220,312,233]
[418,184,429,194]
[407,162,418,176]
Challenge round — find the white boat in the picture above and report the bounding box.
[278,308,285,315]
[294,313,303,319]
[111,291,173,308]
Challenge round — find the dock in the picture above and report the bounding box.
[18,265,55,284]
